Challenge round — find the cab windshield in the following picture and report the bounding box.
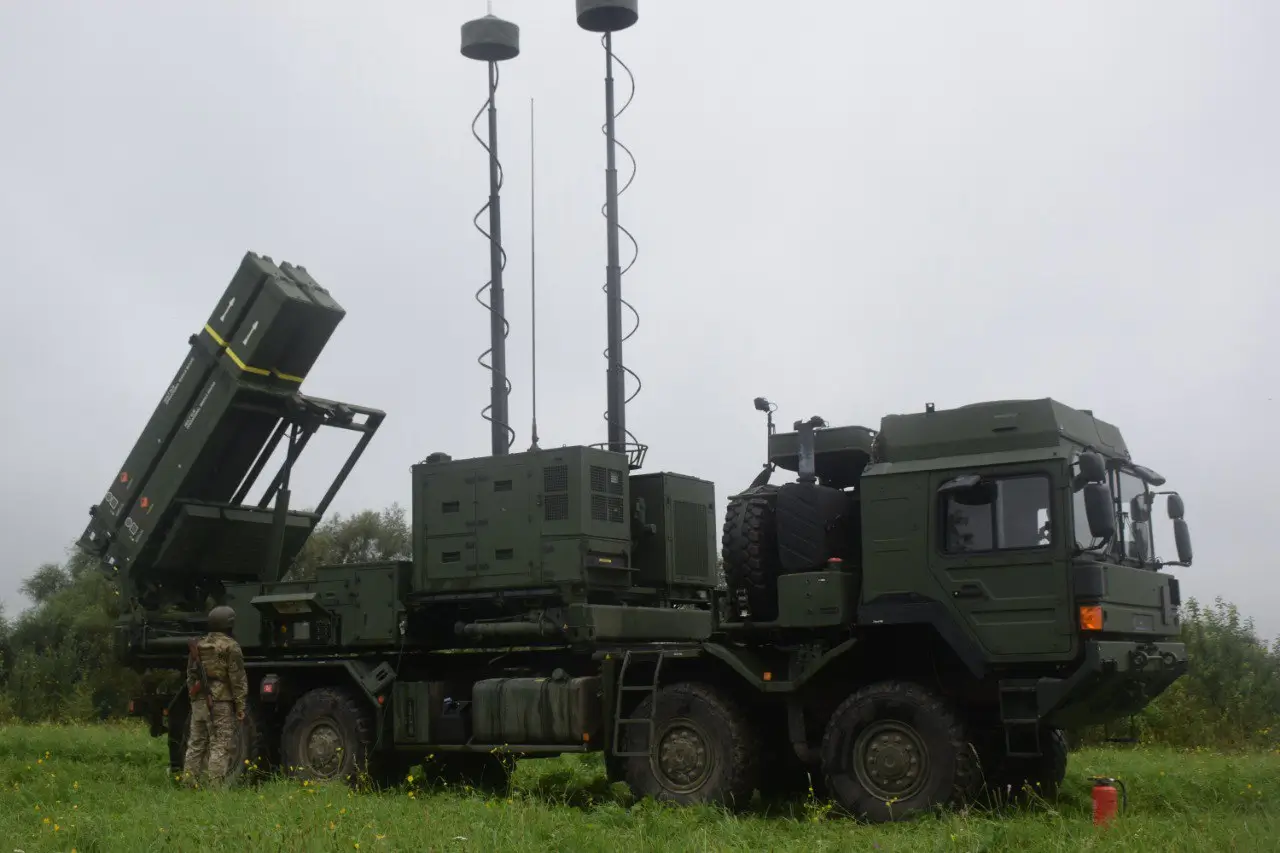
[1071,456,1154,564]
[1112,468,1153,563]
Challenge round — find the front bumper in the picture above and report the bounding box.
[1038,639,1187,729]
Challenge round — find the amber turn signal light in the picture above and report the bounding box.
[1079,605,1103,631]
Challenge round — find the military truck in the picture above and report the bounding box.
[76,249,1191,820]
[74,3,1192,823]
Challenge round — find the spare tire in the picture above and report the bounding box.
[721,484,783,620]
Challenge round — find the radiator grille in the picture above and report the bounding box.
[543,465,568,492]
[545,494,569,521]
[672,499,709,580]
[591,494,626,524]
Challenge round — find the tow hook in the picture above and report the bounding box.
[1130,643,1162,670]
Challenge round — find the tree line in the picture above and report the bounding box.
[2,504,1278,751]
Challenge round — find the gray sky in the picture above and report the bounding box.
[2,2,1277,638]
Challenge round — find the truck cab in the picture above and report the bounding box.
[722,397,1190,813]
[821,399,1188,722]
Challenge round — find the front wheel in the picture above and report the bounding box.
[279,686,376,785]
[820,681,979,822]
[621,682,761,810]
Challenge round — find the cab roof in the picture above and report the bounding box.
[875,398,1130,465]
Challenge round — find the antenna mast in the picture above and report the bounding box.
[462,6,520,456]
[577,0,641,464]
[528,96,540,451]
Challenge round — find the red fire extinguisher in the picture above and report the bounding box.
[1090,776,1127,826]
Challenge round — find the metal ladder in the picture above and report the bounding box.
[611,649,667,758]
[998,680,1043,758]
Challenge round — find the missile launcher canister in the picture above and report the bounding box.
[77,252,382,609]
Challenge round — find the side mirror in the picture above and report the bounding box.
[1078,451,1107,483]
[1167,493,1185,520]
[1129,494,1150,523]
[1083,482,1115,541]
[1174,518,1193,564]
[1130,524,1150,560]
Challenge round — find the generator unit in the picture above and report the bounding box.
[406,445,719,646]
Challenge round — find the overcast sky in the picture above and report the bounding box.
[2,1,1277,639]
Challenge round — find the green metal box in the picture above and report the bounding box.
[231,561,410,650]
[411,445,633,595]
[566,603,713,641]
[392,681,449,744]
[776,570,857,628]
[628,472,718,591]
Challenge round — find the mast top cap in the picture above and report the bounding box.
[461,15,520,61]
[576,0,638,33]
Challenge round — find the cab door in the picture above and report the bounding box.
[927,464,1076,661]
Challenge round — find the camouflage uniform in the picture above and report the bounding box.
[183,606,248,787]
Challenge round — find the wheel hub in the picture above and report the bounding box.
[852,721,929,801]
[303,721,344,777]
[654,719,712,793]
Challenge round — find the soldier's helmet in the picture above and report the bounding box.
[208,605,236,633]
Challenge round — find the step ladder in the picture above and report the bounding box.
[998,680,1043,758]
[611,649,667,758]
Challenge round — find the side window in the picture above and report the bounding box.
[940,474,1052,554]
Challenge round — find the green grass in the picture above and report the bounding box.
[2,723,1279,852]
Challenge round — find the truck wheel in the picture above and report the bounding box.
[622,682,760,810]
[820,681,979,822]
[722,485,783,620]
[279,686,375,785]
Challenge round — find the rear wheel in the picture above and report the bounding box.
[279,686,376,785]
[621,682,761,810]
[821,681,979,822]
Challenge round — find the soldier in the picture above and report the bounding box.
[183,605,248,787]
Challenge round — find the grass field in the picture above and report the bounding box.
[1,723,1278,852]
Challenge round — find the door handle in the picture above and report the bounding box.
[953,583,986,600]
